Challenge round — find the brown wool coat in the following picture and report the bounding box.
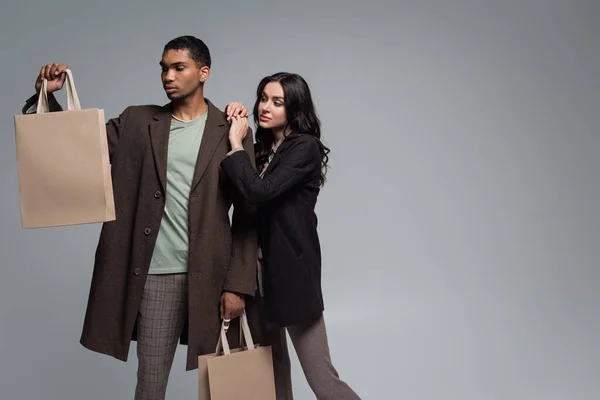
[23,95,258,370]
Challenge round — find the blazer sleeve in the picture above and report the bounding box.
[22,93,62,114]
[222,127,259,297]
[220,136,321,205]
[22,93,131,162]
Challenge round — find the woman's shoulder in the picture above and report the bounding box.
[285,131,320,148]
[281,133,321,168]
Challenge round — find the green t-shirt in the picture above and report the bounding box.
[148,112,207,274]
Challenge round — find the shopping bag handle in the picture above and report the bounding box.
[215,310,256,355]
[36,68,81,113]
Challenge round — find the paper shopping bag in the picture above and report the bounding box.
[198,311,275,400]
[13,69,115,228]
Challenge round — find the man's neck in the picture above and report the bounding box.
[171,92,208,121]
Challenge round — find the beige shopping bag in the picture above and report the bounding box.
[198,311,276,400]
[13,69,115,228]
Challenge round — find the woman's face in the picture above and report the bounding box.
[257,82,287,132]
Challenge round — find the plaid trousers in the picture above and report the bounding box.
[134,274,188,400]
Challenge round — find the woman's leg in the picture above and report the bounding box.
[246,293,294,400]
[269,325,294,400]
[287,314,361,400]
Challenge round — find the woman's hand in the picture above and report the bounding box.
[228,115,248,149]
[225,102,248,123]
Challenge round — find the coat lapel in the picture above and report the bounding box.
[263,133,299,176]
[148,105,172,192]
[190,100,228,193]
[263,151,282,176]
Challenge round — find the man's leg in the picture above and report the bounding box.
[134,274,188,400]
[287,314,361,400]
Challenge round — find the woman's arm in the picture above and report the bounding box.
[220,136,320,205]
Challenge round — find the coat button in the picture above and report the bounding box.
[154,191,162,199]
[134,268,141,276]
[144,228,151,235]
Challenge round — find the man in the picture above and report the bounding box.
[22,36,257,400]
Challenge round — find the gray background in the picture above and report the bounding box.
[0,0,598,399]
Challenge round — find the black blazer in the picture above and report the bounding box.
[221,132,324,326]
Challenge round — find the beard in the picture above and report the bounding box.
[166,81,203,102]
[167,90,188,102]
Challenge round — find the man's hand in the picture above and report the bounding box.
[35,63,69,94]
[225,102,248,123]
[220,291,245,323]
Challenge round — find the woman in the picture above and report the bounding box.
[221,73,361,400]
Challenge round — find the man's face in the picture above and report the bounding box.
[160,49,209,101]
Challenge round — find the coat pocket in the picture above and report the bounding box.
[276,215,304,259]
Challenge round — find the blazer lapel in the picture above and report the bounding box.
[148,105,172,192]
[190,100,228,193]
[263,134,297,176]
[263,151,282,177]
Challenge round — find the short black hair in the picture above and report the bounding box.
[163,35,211,68]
